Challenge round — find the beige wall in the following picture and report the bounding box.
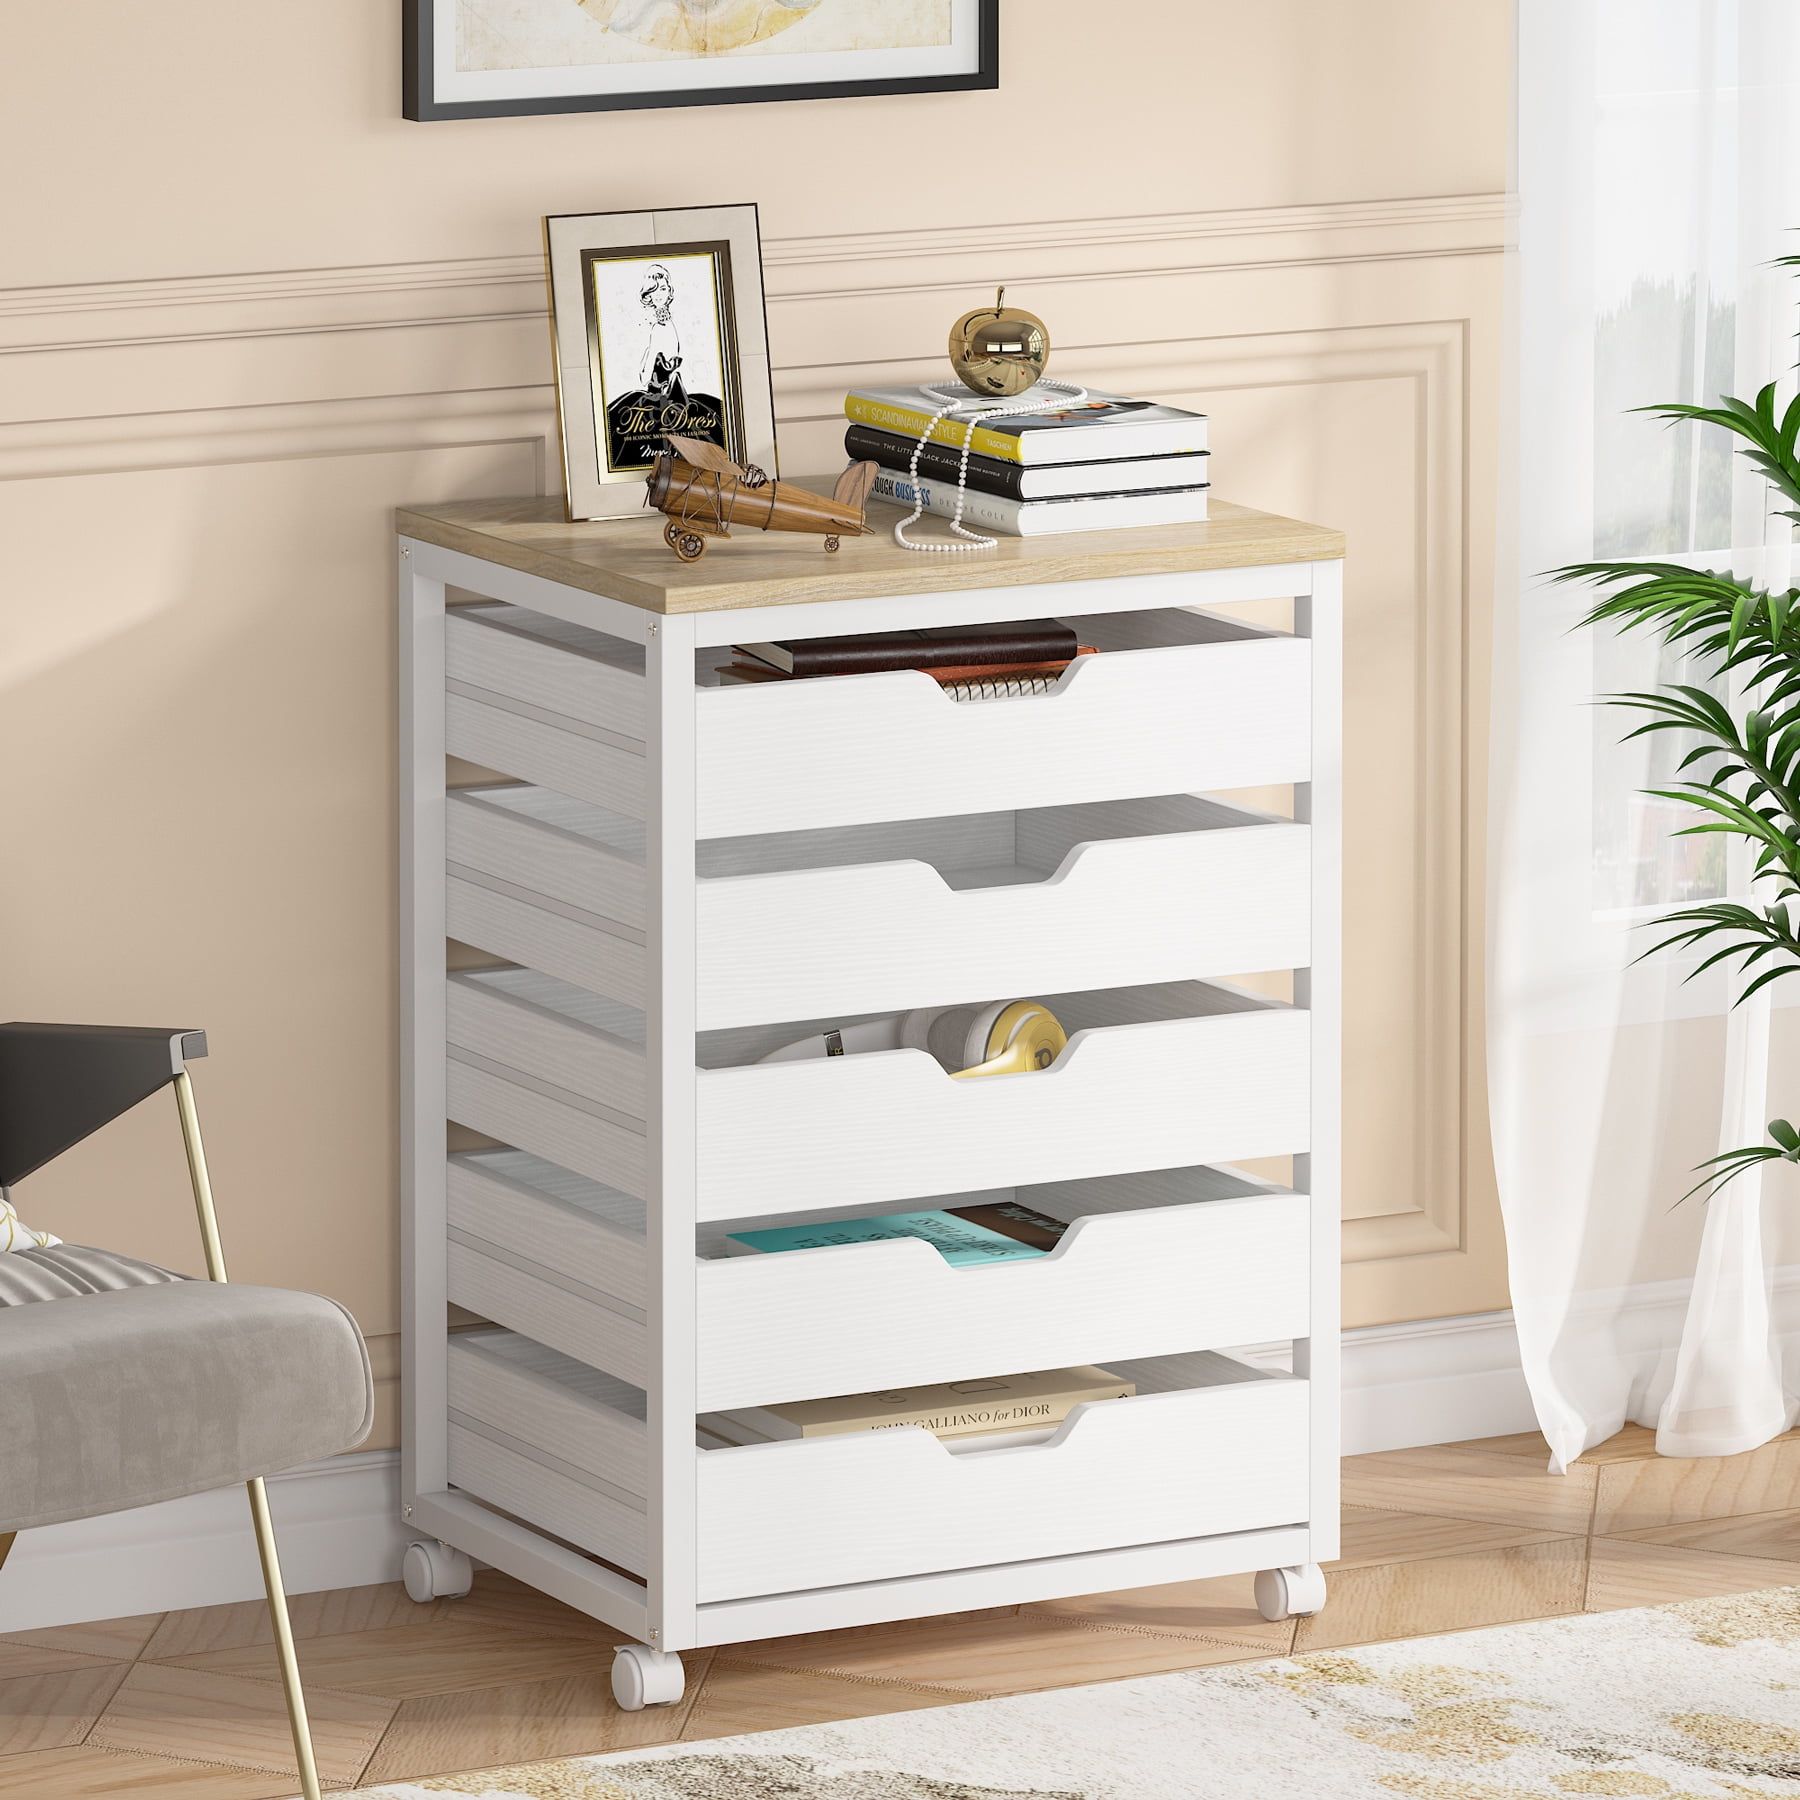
[0,0,1512,1449]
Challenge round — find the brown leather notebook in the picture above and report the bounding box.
[947,1201,1068,1252]
[735,618,1078,678]
[718,648,1096,688]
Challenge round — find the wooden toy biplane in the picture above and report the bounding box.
[647,435,878,562]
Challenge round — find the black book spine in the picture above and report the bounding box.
[844,423,1027,500]
[783,622,1078,678]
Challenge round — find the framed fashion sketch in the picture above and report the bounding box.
[544,204,776,521]
[404,0,997,121]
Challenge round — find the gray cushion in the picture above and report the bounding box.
[0,1242,183,1305]
[0,1246,373,1531]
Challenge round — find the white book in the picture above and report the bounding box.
[869,468,1211,538]
[699,1415,1064,1452]
[846,383,1209,465]
[699,1366,1135,1444]
[984,453,1210,500]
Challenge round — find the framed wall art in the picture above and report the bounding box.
[404,0,997,121]
[545,204,776,521]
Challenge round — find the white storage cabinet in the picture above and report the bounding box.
[398,496,1344,1706]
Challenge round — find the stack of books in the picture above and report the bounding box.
[701,1365,1136,1450]
[844,383,1210,537]
[717,619,1098,700]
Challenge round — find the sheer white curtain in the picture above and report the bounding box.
[1494,0,1800,1470]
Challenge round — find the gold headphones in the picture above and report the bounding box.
[947,1000,1068,1080]
[759,998,1069,1078]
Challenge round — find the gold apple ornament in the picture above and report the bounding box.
[886,285,1084,554]
[949,287,1050,397]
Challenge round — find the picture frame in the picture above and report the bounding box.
[404,0,997,122]
[544,204,777,523]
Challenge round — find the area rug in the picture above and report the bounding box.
[355,1586,1800,1799]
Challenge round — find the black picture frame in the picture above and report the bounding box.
[404,1,998,122]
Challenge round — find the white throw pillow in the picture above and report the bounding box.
[0,1193,58,1251]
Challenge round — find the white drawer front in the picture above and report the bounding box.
[697,1362,1309,1600]
[697,815,1310,1031]
[695,988,1309,1218]
[696,1190,1309,1411]
[694,634,1310,836]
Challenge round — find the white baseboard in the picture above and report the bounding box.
[1228,1308,1536,1456]
[13,1264,1792,1634]
[3,1313,1537,1633]
[0,1307,1576,1634]
[0,1450,412,1634]
[1339,1309,1536,1452]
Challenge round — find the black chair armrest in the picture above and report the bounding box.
[0,1023,207,1189]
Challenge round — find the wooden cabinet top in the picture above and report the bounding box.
[395,491,1344,616]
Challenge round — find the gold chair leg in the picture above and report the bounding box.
[174,1079,321,1796]
[172,1070,229,1283]
[247,1478,322,1800]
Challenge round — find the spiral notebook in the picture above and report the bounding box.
[939,669,1067,701]
[717,647,1096,701]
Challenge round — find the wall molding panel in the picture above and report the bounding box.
[0,188,1506,1369]
[0,192,1507,357]
[0,389,556,482]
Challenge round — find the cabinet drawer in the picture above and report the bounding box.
[697,1354,1308,1601]
[446,1058,647,1201]
[694,608,1309,836]
[695,981,1308,1218]
[447,691,646,819]
[446,874,646,1008]
[695,1175,1307,1412]
[448,1424,646,1574]
[446,1237,646,1386]
[449,1326,647,1500]
[448,785,645,931]
[447,602,645,739]
[449,1148,645,1313]
[696,796,1309,1029]
[448,968,646,1119]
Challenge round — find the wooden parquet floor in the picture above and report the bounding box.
[2,1425,1796,1795]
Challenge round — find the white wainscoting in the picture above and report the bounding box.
[0,189,1511,1335]
[1,192,1516,1630]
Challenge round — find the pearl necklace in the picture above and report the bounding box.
[891,377,1090,553]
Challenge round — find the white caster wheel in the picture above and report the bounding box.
[401,1539,474,1603]
[1255,1562,1327,1622]
[611,1644,686,1711]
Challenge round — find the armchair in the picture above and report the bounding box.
[0,1023,372,1800]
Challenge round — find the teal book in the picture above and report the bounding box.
[724,1208,1053,1266]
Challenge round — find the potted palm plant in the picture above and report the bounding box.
[1562,252,1800,1198]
